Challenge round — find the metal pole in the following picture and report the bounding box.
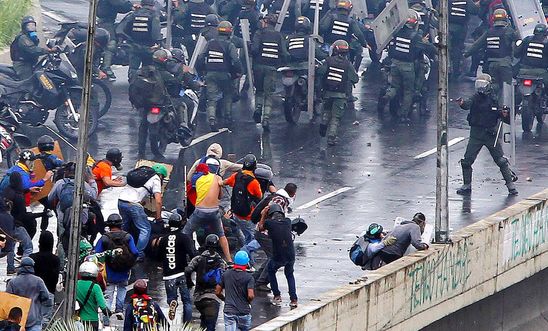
[307,0,320,117]
[62,0,98,320]
[166,0,172,49]
[434,0,449,243]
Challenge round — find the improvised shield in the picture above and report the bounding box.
[189,35,207,70]
[371,0,409,52]
[506,0,546,39]
[350,0,369,20]
[240,19,256,109]
[307,0,320,116]
[275,0,292,32]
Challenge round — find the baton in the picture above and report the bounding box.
[494,120,504,147]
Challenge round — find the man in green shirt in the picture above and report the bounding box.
[76,262,111,331]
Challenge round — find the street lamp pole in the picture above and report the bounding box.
[435,0,450,243]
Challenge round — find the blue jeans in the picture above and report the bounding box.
[7,226,33,272]
[102,280,128,325]
[182,208,225,237]
[224,313,252,331]
[165,275,193,323]
[268,259,297,301]
[234,216,255,245]
[26,324,42,331]
[118,200,150,258]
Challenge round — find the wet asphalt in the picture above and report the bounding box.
[1,2,547,328]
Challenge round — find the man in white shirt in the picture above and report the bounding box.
[117,164,167,260]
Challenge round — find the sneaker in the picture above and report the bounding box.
[168,300,178,320]
[256,284,271,292]
[290,300,298,308]
[271,296,282,306]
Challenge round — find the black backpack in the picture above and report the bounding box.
[102,231,137,271]
[196,254,224,289]
[230,171,255,217]
[126,166,157,189]
[58,180,76,212]
[128,65,167,108]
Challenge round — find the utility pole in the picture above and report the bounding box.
[62,0,98,320]
[435,0,449,243]
[166,0,172,49]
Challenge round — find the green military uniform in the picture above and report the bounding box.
[384,25,436,121]
[251,23,289,129]
[458,91,517,195]
[198,34,243,128]
[96,0,134,76]
[319,8,367,64]
[464,22,518,96]
[317,53,359,145]
[10,32,48,79]
[448,0,478,77]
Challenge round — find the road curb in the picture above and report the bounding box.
[0,0,44,65]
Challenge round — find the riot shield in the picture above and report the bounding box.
[307,0,321,116]
[275,0,291,32]
[189,35,207,70]
[241,19,256,109]
[351,0,369,20]
[371,0,409,52]
[506,0,546,39]
[501,82,516,166]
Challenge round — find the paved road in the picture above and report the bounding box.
[1,3,547,328]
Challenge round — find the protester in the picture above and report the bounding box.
[77,261,111,331]
[0,307,23,331]
[93,148,125,194]
[95,214,139,325]
[6,257,52,331]
[185,234,228,330]
[216,251,255,331]
[379,213,429,264]
[258,204,298,307]
[124,279,168,331]
[30,231,60,321]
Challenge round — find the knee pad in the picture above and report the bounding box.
[460,158,472,169]
[319,124,328,137]
[495,156,509,168]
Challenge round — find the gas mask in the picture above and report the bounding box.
[475,75,492,95]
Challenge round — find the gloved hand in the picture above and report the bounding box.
[382,235,397,246]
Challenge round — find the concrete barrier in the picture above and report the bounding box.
[254,189,548,331]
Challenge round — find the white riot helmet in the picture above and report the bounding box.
[475,73,492,94]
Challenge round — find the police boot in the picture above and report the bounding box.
[327,135,338,146]
[209,117,218,132]
[319,124,328,137]
[500,164,519,195]
[262,118,270,132]
[457,163,473,195]
[253,105,263,124]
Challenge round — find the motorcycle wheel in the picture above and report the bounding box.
[54,104,99,140]
[283,97,301,124]
[521,97,534,132]
[93,79,113,118]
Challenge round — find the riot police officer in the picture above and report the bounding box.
[303,0,331,22]
[198,21,243,131]
[380,11,436,123]
[448,0,477,78]
[464,8,518,97]
[251,14,289,130]
[10,16,52,79]
[515,24,548,132]
[122,0,163,82]
[201,14,220,40]
[231,0,261,40]
[409,0,438,39]
[456,73,518,196]
[96,0,136,80]
[286,16,311,67]
[173,0,216,56]
[264,0,302,35]
[316,40,359,146]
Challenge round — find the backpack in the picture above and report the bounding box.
[126,166,157,189]
[349,235,373,268]
[131,297,157,330]
[0,173,11,195]
[230,171,255,217]
[58,180,76,212]
[128,65,167,108]
[196,254,224,288]
[102,231,137,271]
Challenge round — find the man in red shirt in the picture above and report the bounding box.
[93,148,125,194]
[224,154,262,245]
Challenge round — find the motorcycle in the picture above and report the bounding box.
[0,106,31,167]
[0,46,98,140]
[278,66,309,123]
[517,75,547,132]
[146,89,200,154]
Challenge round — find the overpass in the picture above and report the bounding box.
[253,189,548,331]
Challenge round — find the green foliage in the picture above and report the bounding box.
[45,318,204,331]
[0,0,31,47]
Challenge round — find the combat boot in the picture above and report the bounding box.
[253,105,263,124]
[457,163,473,195]
[456,184,472,195]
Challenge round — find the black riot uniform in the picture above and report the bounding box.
[123,0,163,81]
[448,0,477,77]
[10,16,49,79]
[264,0,301,35]
[457,74,518,196]
[231,1,261,39]
[174,0,216,56]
